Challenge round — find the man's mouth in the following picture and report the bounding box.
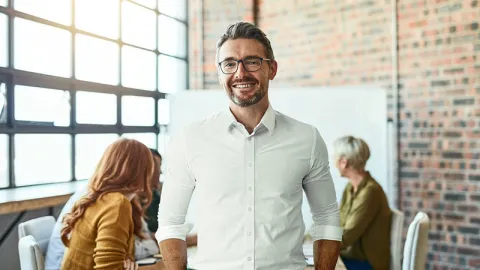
[232,83,257,89]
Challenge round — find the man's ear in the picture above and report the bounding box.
[269,60,278,80]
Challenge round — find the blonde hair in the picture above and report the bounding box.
[333,136,370,171]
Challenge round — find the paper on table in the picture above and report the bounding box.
[305,257,315,266]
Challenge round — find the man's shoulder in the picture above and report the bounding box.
[274,110,318,135]
[175,110,229,136]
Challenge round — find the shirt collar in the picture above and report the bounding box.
[222,104,277,135]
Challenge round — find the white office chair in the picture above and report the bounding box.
[390,209,404,270]
[402,212,430,270]
[18,216,56,270]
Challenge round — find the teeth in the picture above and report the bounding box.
[234,84,255,88]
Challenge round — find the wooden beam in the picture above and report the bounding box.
[0,194,71,215]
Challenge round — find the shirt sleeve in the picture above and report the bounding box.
[303,127,343,242]
[341,186,379,247]
[93,198,133,269]
[155,131,196,242]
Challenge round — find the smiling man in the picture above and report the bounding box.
[156,22,342,270]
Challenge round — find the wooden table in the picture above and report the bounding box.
[139,245,346,270]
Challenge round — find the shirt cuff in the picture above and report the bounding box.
[309,225,343,242]
[155,223,193,242]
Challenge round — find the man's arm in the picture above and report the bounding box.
[156,132,196,270]
[303,128,342,270]
[314,240,340,270]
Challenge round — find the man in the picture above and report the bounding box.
[44,149,162,270]
[156,22,342,270]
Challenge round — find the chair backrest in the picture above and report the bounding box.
[402,212,430,270]
[18,235,45,270]
[18,216,56,256]
[390,209,404,270]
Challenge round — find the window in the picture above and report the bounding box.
[15,0,71,26]
[157,127,169,155]
[0,0,188,189]
[158,0,187,20]
[0,14,7,67]
[133,0,156,9]
[122,96,155,126]
[157,98,170,125]
[76,91,117,125]
[158,15,187,58]
[75,134,118,180]
[14,18,71,77]
[15,85,70,126]
[14,134,72,186]
[158,55,187,92]
[122,133,156,149]
[75,34,119,85]
[0,82,6,123]
[0,134,7,188]
[122,46,156,90]
[122,1,156,50]
[75,0,119,39]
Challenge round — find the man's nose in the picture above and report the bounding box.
[234,61,247,78]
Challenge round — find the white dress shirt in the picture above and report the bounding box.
[156,105,342,270]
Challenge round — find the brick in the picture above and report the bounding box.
[453,98,475,106]
[442,151,464,159]
[444,193,466,201]
[470,237,480,246]
[458,226,480,235]
[458,247,480,256]
[468,174,480,181]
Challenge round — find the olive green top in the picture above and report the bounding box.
[339,172,391,270]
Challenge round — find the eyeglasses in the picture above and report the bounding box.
[218,57,271,74]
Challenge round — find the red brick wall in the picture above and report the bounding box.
[397,0,480,269]
[190,0,480,268]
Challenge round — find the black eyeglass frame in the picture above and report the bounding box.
[218,57,272,74]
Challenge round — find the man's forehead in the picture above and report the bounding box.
[218,39,266,60]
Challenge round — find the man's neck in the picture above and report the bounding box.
[230,98,269,134]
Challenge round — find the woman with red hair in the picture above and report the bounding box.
[60,138,155,270]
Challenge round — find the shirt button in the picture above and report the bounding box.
[247,137,252,141]
[247,232,252,236]
[248,163,252,167]
[247,257,252,261]
[248,207,252,211]
[248,186,252,191]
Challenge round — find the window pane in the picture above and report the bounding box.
[122,133,156,149]
[75,34,119,85]
[157,127,169,155]
[15,134,71,186]
[157,98,169,125]
[122,46,156,90]
[0,14,7,67]
[15,85,70,126]
[158,0,186,20]
[15,0,71,25]
[158,15,186,58]
[75,134,118,180]
[0,82,6,123]
[122,96,154,126]
[132,0,156,9]
[76,91,117,125]
[158,55,186,93]
[0,134,8,188]
[0,0,7,6]
[75,0,118,39]
[14,18,71,77]
[122,1,156,50]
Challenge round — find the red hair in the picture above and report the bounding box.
[61,138,154,246]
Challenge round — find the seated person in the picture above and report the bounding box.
[45,147,162,270]
[56,138,155,269]
[333,136,391,270]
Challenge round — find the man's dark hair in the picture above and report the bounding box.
[216,22,275,61]
[149,148,162,159]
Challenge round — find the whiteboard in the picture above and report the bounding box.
[166,86,390,232]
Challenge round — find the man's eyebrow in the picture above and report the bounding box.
[219,55,264,62]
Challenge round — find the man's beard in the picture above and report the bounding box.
[229,88,266,107]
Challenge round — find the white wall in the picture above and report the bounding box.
[167,86,391,232]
